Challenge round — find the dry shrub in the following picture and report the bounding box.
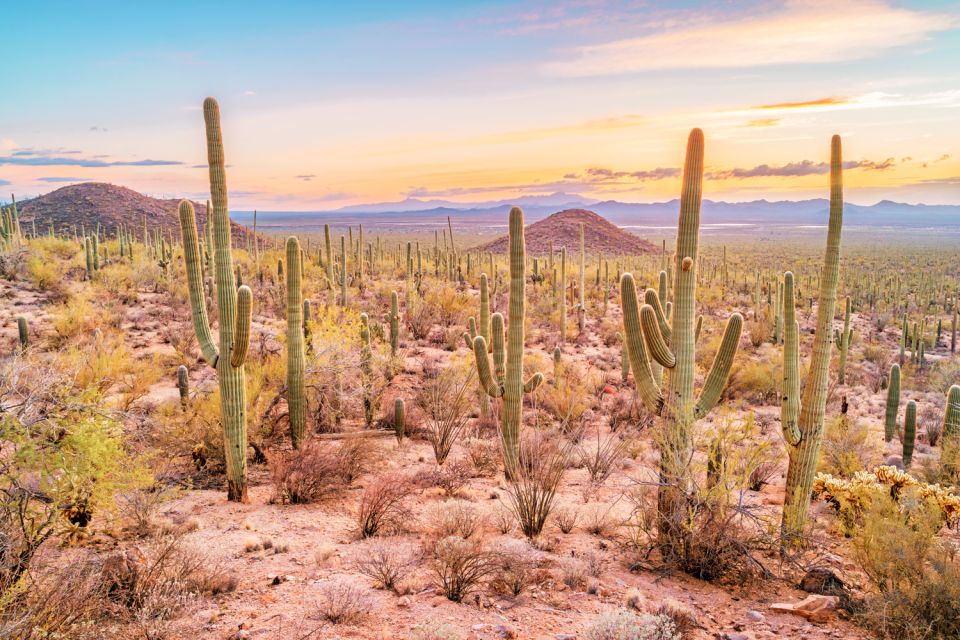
[490,540,540,596]
[726,357,781,404]
[416,458,472,497]
[561,557,588,590]
[356,476,415,538]
[818,414,881,478]
[745,316,772,347]
[921,403,943,447]
[504,430,573,538]
[117,483,180,538]
[268,441,345,504]
[553,505,579,534]
[315,578,373,625]
[465,438,500,477]
[337,436,379,484]
[540,360,594,433]
[352,539,421,592]
[582,504,616,537]
[427,501,484,540]
[628,413,771,582]
[852,495,960,640]
[415,363,475,465]
[578,429,628,495]
[583,610,680,640]
[430,537,497,602]
[409,621,463,640]
[607,391,656,433]
[748,459,780,491]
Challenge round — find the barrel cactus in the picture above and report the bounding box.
[178,97,253,502]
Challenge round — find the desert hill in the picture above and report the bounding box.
[16,182,255,243]
[475,208,657,255]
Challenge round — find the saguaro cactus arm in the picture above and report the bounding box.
[644,288,672,342]
[230,285,252,368]
[640,304,676,368]
[473,336,504,398]
[523,373,544,394]
[621,273,663,414]
[179,200,219,367]
[780,272,801,446]
[694,312,743,418]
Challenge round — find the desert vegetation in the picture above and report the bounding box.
[1,98,959,640]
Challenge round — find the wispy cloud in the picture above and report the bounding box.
[1,149,182,168]
[36,176,87,183]
[0,179,10,186]
[546,1,954,76]
[745,118,782,128]
[755,97,849,110]
[709,158,896,179]
[296,174,317,181]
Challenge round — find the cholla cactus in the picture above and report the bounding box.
[286,236,307,449]
[780,135,845,541]
[471,207,544,478]
[620,129,743,549]
[178,97,253,502]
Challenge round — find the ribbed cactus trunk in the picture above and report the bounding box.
[884,364,900,442]
[472,207,543,478]
[781,135,844,542]
[389,291,400,355]
[16,317,27,353]
[177,365,190,409]
[837,297,851,384]
[286,236,307,449]
[179,97,253,503]
[394,398,405,444]
[559,247,567,342]
[902,400,916,468]
[620,129,743,555]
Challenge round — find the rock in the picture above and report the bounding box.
[799,567,846,596]
[231,631,250,640]
[745,610,765,623]
[396,596,412,608]
[556,636,576,640]
[884,455,904,469]
[722,633,754,640]
[494,624,516,639]
[770,595,839,623]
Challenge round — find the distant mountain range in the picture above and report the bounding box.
[249,192,960,228]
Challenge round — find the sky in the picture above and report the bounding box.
[2,0,959,209]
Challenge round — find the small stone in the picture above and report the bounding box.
[556,635,577,640]
[745,610,765,623]
[396,596,412,608]
[494,624,516,639]
[770,594,839,623]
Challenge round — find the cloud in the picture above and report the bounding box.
[745,118,781,127]
[0,179,10,186]
[709,158,896,179]
[36,176,86,183]
[243,90,256,96]
[754,97,849,110]
[471,114,645,145]
[296,174,317,181]
[546,1,954,76]
[0,149,182,168]
[584,167,680,181]
[89,126,108,132]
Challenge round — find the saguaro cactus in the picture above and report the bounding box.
[177,365,190,409]
[389,291,400,355]
[944,384,960,440]
[471,207,543,478]
[620,129,743,551]
[837,297,852,384]
[16,317,27,353]
[902,400,916,468]
[780,135,845,541]
[884,363,901,443]
[286,236,307,448]
[394,398,405,443]
[179,97,253,503]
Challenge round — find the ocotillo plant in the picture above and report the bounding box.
[903,400,916,468]
[836,297,852,384]
[177,365,189,409]
[287,237,307,449]
[471,206,543,478]
[179,97,253,503]
[884,363,900,443]
[780,135,845,542]
[620,128,743,552]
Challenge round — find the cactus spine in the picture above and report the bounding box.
[884,363,900,443]
[620,129,743,550]
[178,97,253,502]
[286,237,307,448]
[471,207,543,478]
[902,399,916,468]
[780,135,845,541]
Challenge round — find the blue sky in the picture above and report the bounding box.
[3,1,959,208]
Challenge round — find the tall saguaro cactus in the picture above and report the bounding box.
[884,363,901,443]
[286,236,307,449]
[836,297,852,384]
[471,207,543,477]
[780,135,845,541]
[620,129,743,551]
[179,97,253,503]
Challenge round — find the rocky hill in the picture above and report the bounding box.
[16,182,255,243]
[475,208,657,255]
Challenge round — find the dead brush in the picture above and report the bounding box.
[267,441,345,504]
[430,536,497,602]
[465,437,500,476]
[415,363,475,465]
[503,429,574,538]
[356,475,415,538]
[315,578,374,624]
[351,539,421,592]
[427,500,484,540]
[490,539,541,596]
[577,428,628,498]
